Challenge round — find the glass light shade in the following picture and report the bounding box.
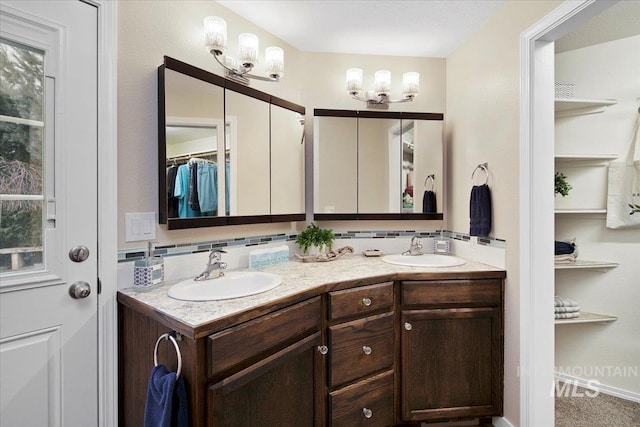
[402,72,420,96]
[346,68,363,93]
[204,16,227,53]
[238,33,259,67]
[265,46,284,77]
[224,55,238,69]
[374,70,391,95]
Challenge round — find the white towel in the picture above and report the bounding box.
[555,312,581,319]
[554,296,579,307]
[554,253,577,264]
[555,306,581,313]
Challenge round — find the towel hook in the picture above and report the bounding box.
[424,174,435,191]
[154,332,182,379]
[471,163,489,186]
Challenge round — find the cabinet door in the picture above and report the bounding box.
[208,332,322,427]
[400,308,502,422]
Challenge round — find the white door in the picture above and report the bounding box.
[0,1,99,426]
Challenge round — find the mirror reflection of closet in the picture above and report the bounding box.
[164,68,225,221]
[159,57,306,229]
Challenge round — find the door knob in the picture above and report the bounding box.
[69,281,91,299]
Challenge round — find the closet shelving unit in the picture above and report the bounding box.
[554,98,617,118]
[554,97,618,325]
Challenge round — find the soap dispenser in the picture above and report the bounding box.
[134,241,164,287]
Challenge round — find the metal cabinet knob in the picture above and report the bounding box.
[362,345,372,355]
[362,297,372,307]
[404,322,412,331]
[362,407,373,419]
[69,281,91,299]
[317,345,328,355]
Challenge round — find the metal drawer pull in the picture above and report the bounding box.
[362,297,372,307]
[404,322,412,331]
[362,345,372,355]
[317,345,329,355]
[363,407,373,419]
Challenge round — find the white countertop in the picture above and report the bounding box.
[118,254,504,333]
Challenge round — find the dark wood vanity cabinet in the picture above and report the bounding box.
[327,282,395,426]
[400,279,504,424]
[118,296,324,427]
[118,273,504,426]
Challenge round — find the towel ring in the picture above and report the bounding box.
[424,174,435,191]
[154,333,182,379]
[471,163,489,185]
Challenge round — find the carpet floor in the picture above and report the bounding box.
[555,383,640,427]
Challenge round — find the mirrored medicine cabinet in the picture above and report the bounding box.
[313,109,444,220]
[158,56,305,230]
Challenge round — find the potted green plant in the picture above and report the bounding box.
[555,172,572,197]
[295,223,335,255]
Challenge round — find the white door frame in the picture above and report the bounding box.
[519,1,617,425]
[85,0,118,425]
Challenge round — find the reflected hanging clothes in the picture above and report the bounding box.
[174,164,200,218]
[197,162,218,215]
[166,165,179,218]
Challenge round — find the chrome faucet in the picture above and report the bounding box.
[195,249,228,281]
[402,236,423,256]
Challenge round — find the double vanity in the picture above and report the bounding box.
[140,55,504,426]
[118,254,505,426]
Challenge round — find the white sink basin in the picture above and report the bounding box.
[381,254,466,268]
[168,271,282,301]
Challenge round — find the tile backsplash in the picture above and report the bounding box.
[117,229,506,289]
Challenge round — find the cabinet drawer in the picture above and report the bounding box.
[329,312,394,387]
[330,370,394,427]
[402,279,501,307]
[208,297,321,375]
[329,282,393,321]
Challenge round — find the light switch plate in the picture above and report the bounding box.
[125,212,156,242]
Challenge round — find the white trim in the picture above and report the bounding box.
[492,417,516,427]
[555,372,640,403]
[519,1,618,426]
[0,114,44,127]
[85,0,118,426]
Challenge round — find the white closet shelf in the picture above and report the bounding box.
[554,98,617,117]
[555,311,618,325]
[554,209,607,214]
[554,154,618,166]
[555,260,619,271]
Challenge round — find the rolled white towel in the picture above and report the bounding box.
[555,312,581,319]
[554,296,579,307]
[555,306,581,313]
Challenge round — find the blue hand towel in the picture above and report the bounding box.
[422,190,437,213]
[470,184,492,236]
[144,365,189,427]
[554,240,575,255]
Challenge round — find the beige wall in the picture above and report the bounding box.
[118,1,306,249]
[118,1,446,248]
[446,1,562,425]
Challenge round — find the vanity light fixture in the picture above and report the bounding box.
[204,16,284,85]
[346,68,419,109]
